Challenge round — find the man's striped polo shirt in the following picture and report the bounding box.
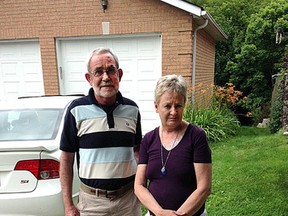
[60,88,142,190]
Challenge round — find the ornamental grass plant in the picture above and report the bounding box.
[183,104,240,143]
[183,82,242,143]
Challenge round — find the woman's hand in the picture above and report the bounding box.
[155,209,186,216]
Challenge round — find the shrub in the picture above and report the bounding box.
[183,103,240,143]
[213,83,244,111]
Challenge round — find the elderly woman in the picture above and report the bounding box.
[134,74,212,216]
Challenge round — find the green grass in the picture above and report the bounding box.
[206,126,288,215]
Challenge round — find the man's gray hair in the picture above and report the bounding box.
[86,47,119,73]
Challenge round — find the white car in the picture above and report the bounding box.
[0,96,81,216]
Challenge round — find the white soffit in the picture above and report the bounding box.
[160,0,205,17]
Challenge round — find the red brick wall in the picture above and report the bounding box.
[194,30,216,107]
[0,0,216,105]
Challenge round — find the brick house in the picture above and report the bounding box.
[0,0,227,133]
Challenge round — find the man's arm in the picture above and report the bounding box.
[60,151,79,216]
[133,144,140,162]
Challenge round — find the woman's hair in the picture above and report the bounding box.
[154,74,187,104]
[86,47,119,73]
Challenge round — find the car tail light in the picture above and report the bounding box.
[14,159,60,180]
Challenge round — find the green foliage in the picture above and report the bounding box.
[186,0,288,132]
[207,126,288,215]
[204,0,288,120]
[269,72,285,133]
[141,205,147,215]
[205,0,268,87]
[269,98,284,133]
[213,83,248,114]
[249,101,271,126]
[183,103,240,143]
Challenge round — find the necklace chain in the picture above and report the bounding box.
[160,129,179,176]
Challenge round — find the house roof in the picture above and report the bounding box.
[160,0,228,41]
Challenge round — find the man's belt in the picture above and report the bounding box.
[80,181,134,198]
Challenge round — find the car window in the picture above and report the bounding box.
[0,109,63,141]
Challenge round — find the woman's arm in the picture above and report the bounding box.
[177,163,212,216]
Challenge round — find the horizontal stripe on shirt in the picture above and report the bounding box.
[79,147,135,163]
[79,160,137,179]
[77,116,137,136]
[79,147,137,179]
[79,131,135,148]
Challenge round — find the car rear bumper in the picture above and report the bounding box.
[0,179,78,216]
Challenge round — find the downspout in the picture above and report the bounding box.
[191,18,208,105]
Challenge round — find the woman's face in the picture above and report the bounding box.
[155,91,185,131]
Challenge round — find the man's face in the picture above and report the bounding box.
[86,52,121,105]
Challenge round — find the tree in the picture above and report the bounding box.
[231,0,288,111]
[189,0,288,122]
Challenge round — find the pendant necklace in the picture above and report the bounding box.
[160,129,179,176]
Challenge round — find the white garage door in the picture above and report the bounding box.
[57,35,162,134]
[0,41,44,99]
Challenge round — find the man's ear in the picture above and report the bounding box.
[85,73,92,85]
[118,68,123,81]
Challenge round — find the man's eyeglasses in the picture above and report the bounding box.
[91,65,118,77]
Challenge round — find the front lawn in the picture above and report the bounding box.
[206,126,288,215]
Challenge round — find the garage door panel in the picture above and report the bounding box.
[0,42,40,59]
[119,59,136,75]
[57,35,161,134]
[119,58,138,99]
[23,62,42,79]
[137,37,161,56]
[24,82,44,94]
[88,41,109,50]
[0,41,44,98]
[137,100,160,134]
[137,80,155,97]
[142,120,159,134]
[119,80,133,93]
[63,43,89,58]
[2,82,20,96]
[21,45,40,59]
[1,63,18,81]
[0,45,17,59]
[141,111,158,120]
[110,39,136,57]
[66,81,89,95]
[137,59,159,79]
[141,111,158,122]
[138,100,155,112]
[66,61,86,77]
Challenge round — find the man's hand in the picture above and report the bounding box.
[65,204,79,216]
